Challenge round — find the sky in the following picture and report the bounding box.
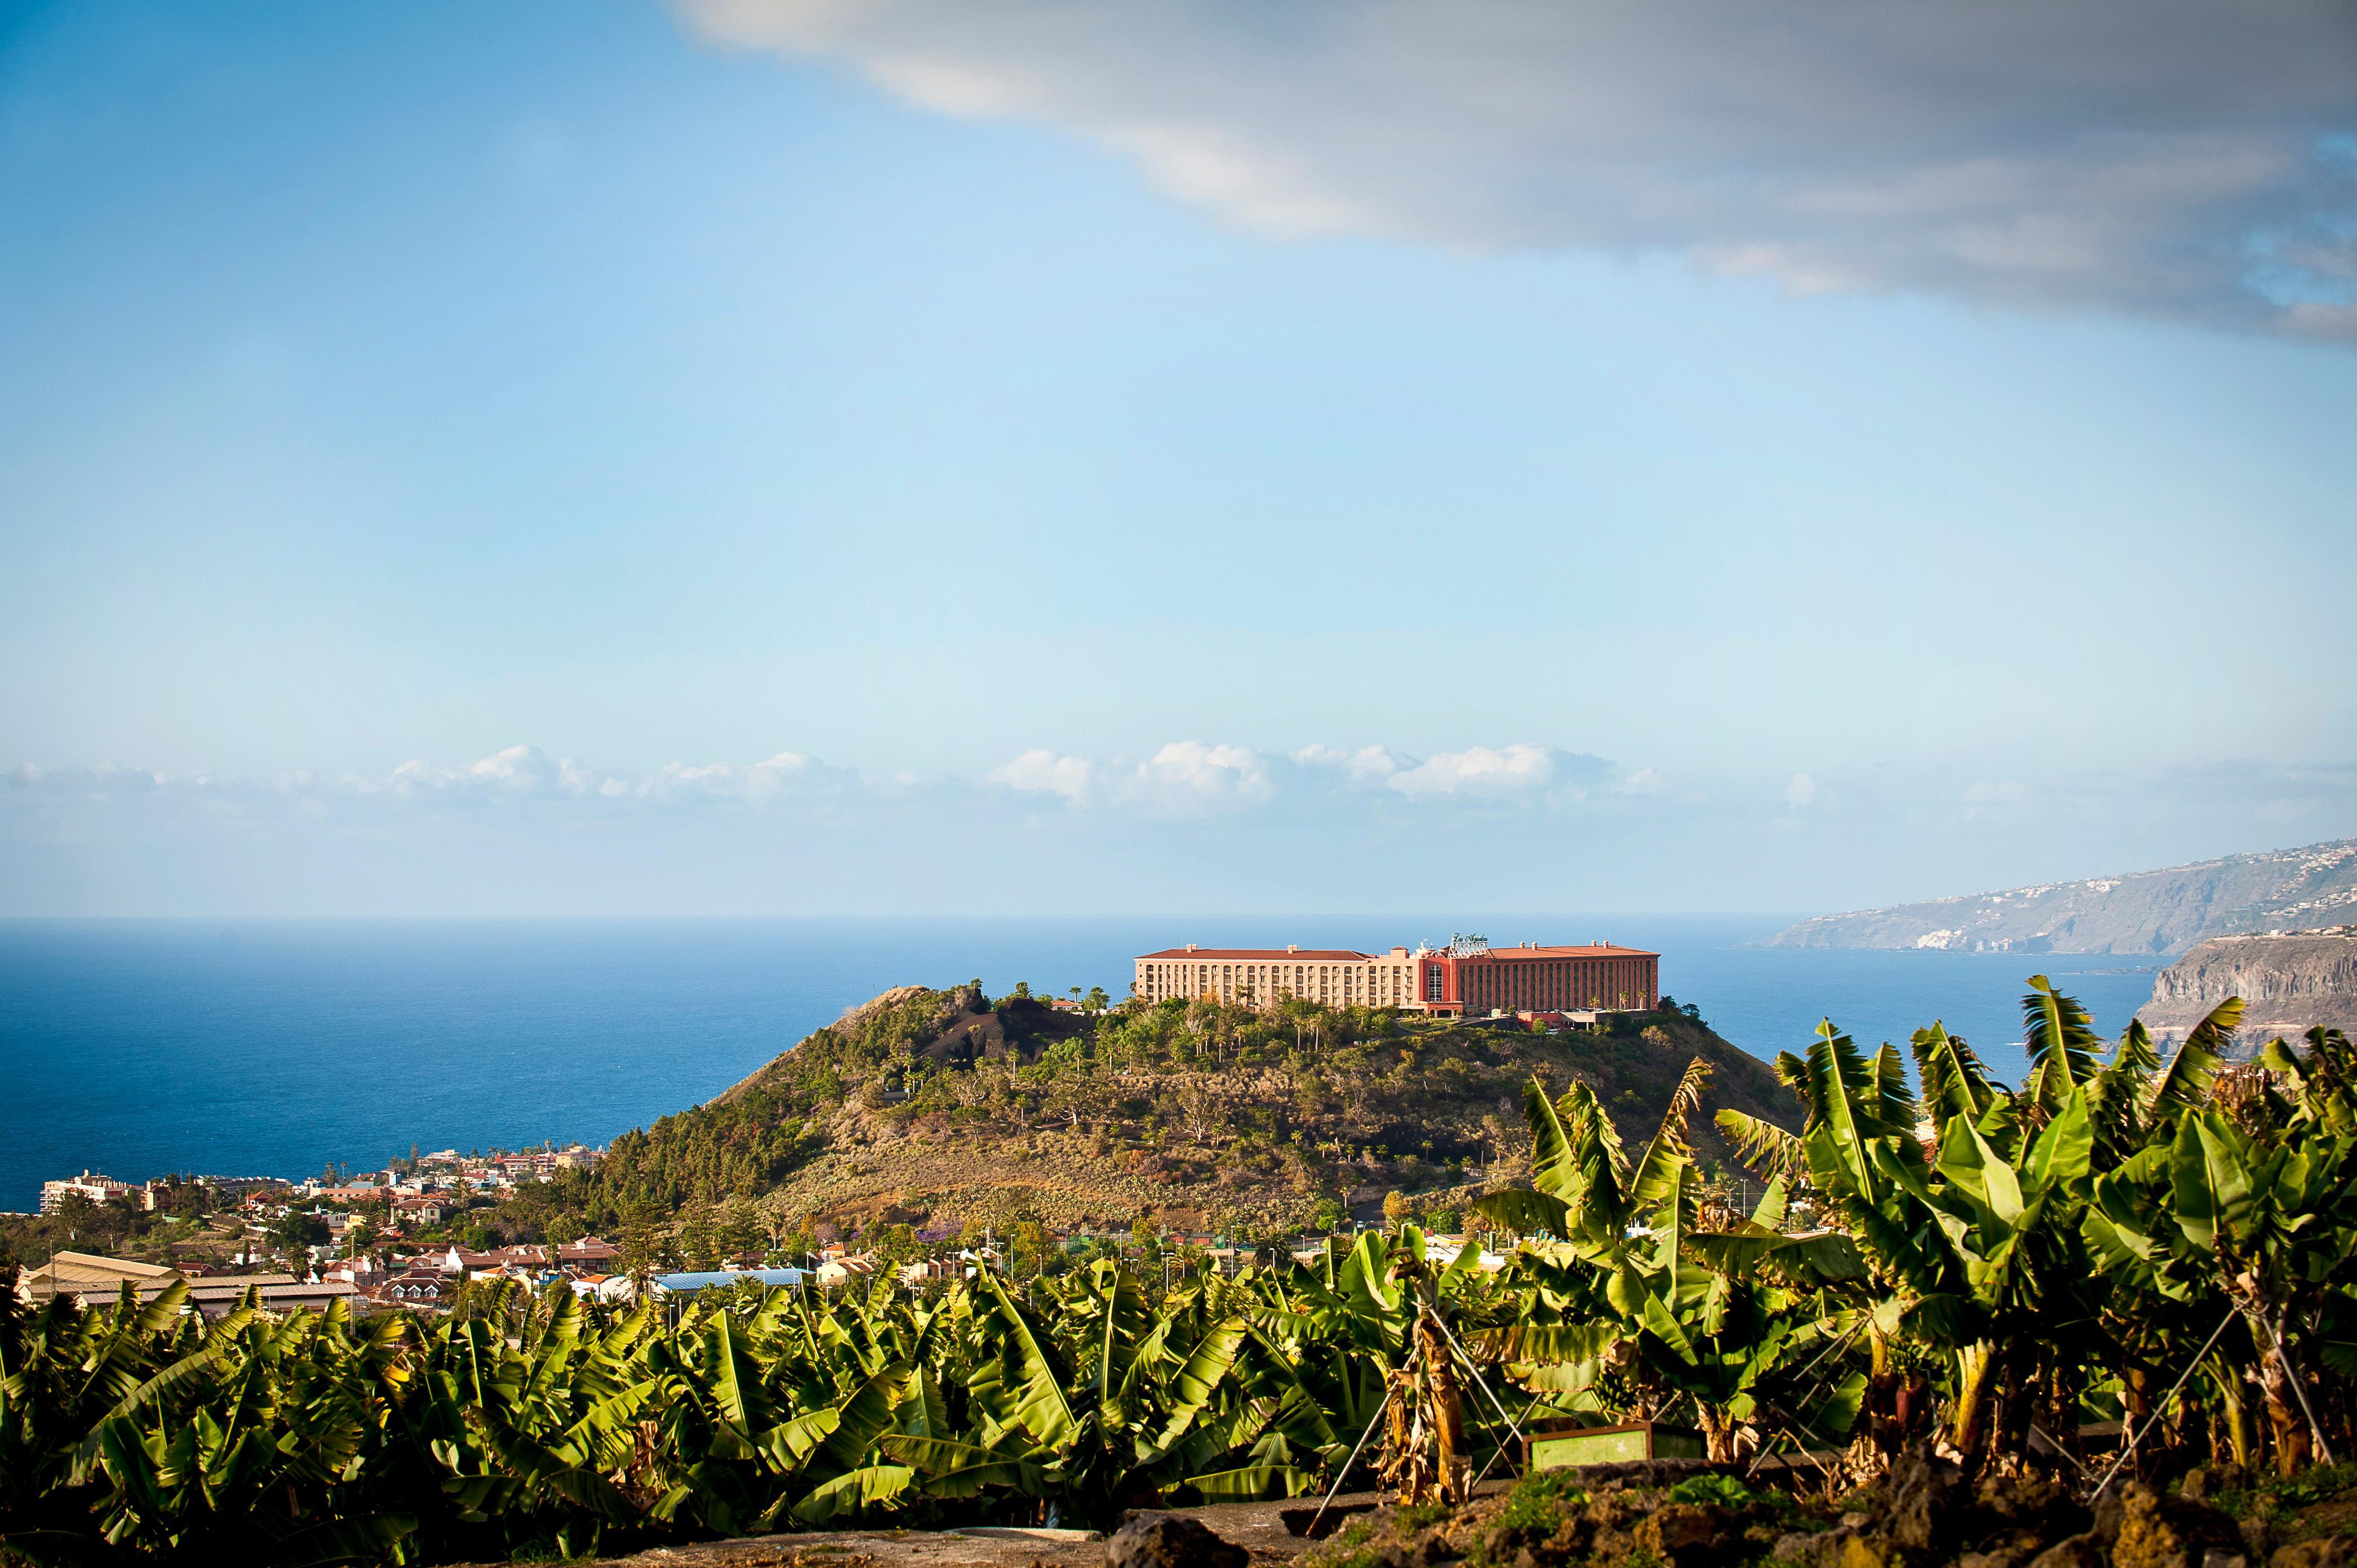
[3,0,2355,917]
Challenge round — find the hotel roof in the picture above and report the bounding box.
[1137,943,1656,961]
[1461,943,1659,960]
[1138,948,1378,962]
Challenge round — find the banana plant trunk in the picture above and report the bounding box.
[1382,1363,1429,1505]
[1697,1405,1735,1464]
[1988,1352,2038,1477]
[2121,1360,2154,1481]
[1864,1331,1899,1462]
[1417,1313,1472,1505]
[1950,1342,1999,1467]
[2039,1357,2079,1472]
[2203,1362,2251,1473]
[2233,1288,2320,1477]
[2255,1332,2312,1476]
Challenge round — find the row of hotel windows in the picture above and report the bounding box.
[1140,962,1408,1003]
[1460,962,1647,1007]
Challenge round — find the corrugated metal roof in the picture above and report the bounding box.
[651,1268,805,1291]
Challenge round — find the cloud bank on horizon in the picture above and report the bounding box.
[9,740,2354,918]
[6,740,1627,818]
[678,0,2357,336]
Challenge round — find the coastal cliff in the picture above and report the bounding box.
[2136,926,2357,1053]
[1761,837,2357,954]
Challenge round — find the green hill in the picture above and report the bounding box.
[505,985,1796,1251]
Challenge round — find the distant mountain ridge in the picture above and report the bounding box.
[1761,837,2357,956]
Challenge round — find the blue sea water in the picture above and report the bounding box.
[0,916,2169,1210]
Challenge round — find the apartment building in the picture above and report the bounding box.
[38,1171,138,1213]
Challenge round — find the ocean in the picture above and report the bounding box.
[0,916,2170,1210]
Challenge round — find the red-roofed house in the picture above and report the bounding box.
[553,1237,617,1269]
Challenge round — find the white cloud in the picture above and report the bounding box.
[30,762,174,796]
[1129,740,1273,810]
[383,745,608,799]
[1387,743,1558,799]
[14,745,2356,867]
[991,748,1097,802]
[1290,743,1404,784]
[994,739,1603,811]
[993,741,1275,814]
[996,739,1617,810]
[638,750,852,803]
[362,744,860,805]
[675,0,2357,335]
[9,744,2356,915]
[469,744,562,790]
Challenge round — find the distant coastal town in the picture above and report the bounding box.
[20,1140,1077,1316]
[17,1144,638,1317]
[15,1136,1527,1321]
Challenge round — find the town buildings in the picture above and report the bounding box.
[15,1251,360,1317]
[1131,936,1659,1018]
[38,1171,138,1212]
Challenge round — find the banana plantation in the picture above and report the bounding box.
[3,980,2353,1564]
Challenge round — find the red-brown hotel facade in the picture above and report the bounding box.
[1131,940,1659,1019]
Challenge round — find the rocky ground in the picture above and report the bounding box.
[440,1491,1371,1567]
[433,1455,2357,1568]
[1290,1453,2357,1568]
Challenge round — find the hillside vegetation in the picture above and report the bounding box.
[494,987,1794,1252]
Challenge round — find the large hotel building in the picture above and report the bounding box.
[1131,940,1659,1019]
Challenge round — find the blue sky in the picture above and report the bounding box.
[4,0,2355,915]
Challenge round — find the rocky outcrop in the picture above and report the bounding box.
[1762,839,2357,955]
[1106,1514,1247,1568]
[2137,928,2357,1054]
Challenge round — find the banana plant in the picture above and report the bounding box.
[2022,974,2105,1117]
[1476,1061,1835,1459]
[60,1283,420,1563]
[1715,1010,2109,1471]
[1896,1081,2103,1464]
[957,1261,1298,1516]
[2084,1094,2357,1472]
